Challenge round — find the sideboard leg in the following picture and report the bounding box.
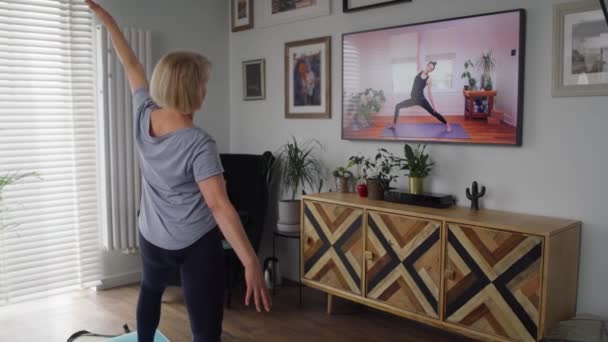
[327,293,334,315]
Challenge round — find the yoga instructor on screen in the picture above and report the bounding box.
[388,61,452,133]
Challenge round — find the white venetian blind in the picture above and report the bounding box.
[0,0,101,304]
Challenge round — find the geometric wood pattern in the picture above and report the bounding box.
[366,211,441,318]
[445,223,543,342]
[302,201,364,295]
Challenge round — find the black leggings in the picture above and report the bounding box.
[393,97,447,124]
[137,229,225,342]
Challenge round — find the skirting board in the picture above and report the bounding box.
[96,271,141,291]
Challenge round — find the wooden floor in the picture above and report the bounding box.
[343,116,517,144]
[0,285,474,342]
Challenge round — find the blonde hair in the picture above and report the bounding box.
[150,51,211,114]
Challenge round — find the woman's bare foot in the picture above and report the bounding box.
[387,123,396,129]
[445,123,452,133]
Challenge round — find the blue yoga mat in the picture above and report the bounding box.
[383,123,471,140]
[107,331,169,341]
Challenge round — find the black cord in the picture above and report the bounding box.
[600,0,608,26]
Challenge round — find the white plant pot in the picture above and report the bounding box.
[278,200,301,225]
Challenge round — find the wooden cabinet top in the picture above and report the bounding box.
[303,193,580,237]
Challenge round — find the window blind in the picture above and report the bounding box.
[0,0,101,304]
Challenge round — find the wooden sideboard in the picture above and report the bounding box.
[300,193,581,342]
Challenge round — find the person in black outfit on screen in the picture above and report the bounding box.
[388,61,452,132]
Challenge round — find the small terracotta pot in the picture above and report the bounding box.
[335,176,350,193]
[366,179,384,200]
[356,183,368,197]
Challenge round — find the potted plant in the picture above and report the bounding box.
[333,166,353,193]
[1,171,38,231]
[477,50,496,91]
[275,137,323,232]
[347,88,386,130]
[348,148,397,200]
[461,59,478,91]
[392,144,434,195]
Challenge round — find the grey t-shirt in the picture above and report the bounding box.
[133,87,223,250]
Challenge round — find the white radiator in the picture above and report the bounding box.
[96,26,152,253]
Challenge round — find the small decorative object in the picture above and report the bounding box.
[392,144,433,195]
[285,36,332,119]
[345,88,386,130]
[343,0,411,13]
[553,1,608,97]
[231,0,254,32]
[261,0,330,27]
[348,149,398,200]
[275,137,323,232]
[356,182,368,197]
[263,257,282,290]
[466,181,486,211]
[242,59,265,100]
[342,10,525,146]
[333,166,353,193]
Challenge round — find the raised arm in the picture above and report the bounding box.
[85,0,147,92]
[198,175,271,313]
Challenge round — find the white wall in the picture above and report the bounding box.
[229,0,608,316]
[98,0,230,284]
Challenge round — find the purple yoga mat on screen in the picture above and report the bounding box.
[382,123,471,140]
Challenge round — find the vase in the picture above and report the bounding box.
[367,179,384,200]
[335,176,350,193]
[278,200,301,226]
[356,183,368,197]
[409,177,425,195]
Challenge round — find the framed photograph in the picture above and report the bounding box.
[285,36,331,119]
[342,9,526,146]
[243,59,266,100]
[260,0,331,27]
[343,0,411,13]
[232,0,254,32]
[553,1,608,97]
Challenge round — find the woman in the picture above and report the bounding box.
[85,1,271,341]
[389,61,452,132]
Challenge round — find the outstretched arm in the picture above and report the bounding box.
[85,0,147,92]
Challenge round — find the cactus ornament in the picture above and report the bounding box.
[466,181,486,211]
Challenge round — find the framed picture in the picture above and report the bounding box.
[343,0,411,13]
[243,59,266,100]
[260,0,331,27]
[285,36,331,119]
[342,9,526,146]
[553,1,608,97]
[232,0,254,32]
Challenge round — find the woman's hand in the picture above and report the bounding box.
[85,0,111,22]
[244,261,272,312]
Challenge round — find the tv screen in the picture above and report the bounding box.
[342,9,526,146]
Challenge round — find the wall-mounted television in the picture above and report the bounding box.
[342,9,526,146]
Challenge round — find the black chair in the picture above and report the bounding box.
[167,151,274,308]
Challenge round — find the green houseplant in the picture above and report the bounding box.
[333,166,353,193]
[348,148,398,200]
[275,137,324,232]
[477,50,496,91]
[348,88,386,129]
[392,144,434,195]
[461,59,478,90]
[0,172,38,231]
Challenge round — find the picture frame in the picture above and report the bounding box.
[285,36,332,119]
[232,0,254,32]
[343,0,412,13]
[260,0,331,27]
[341,9,526,146]
[553,1,608,97]
[242,59,266,101]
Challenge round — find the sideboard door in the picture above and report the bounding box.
[365,211,442,319]
[445,223,543,342]
[302,200,364,296]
